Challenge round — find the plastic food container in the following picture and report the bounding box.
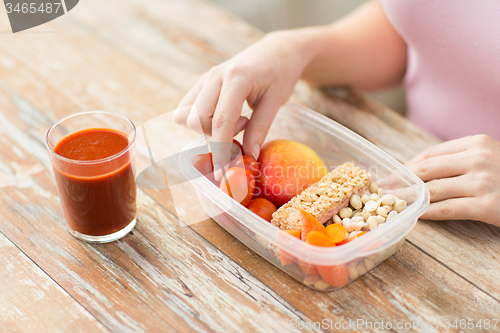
[179,103,429,291]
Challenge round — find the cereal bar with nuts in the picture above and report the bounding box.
[271,162,371,229]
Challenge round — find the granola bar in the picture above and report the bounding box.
[271,162,371,229]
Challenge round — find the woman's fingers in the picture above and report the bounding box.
[242,93,282,160]
[173,31,308,180]
[187,74,223,135]
[420,198,480,221]
[405,135,500,225]
[174,75,207,126]
[406,136,471,165]
[426,175,472,202]
[211,79,250,179]
[406,152,467,182]
[233,116,249,136]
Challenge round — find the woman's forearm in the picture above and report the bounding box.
[287,0,407,91]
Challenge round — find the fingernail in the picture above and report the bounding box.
[252,144,260,160]
[214,164,222,181]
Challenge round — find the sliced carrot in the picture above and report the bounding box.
[299,210,325,241]
[277,230,300,266]
[306,230,336,247]
[279,249,295,266]
[298,260,319,276]
[325,224,347,244]
[336,231,369,246]
[356,231,367,238]
[317,264,348,287]
[284,229,300,238]
[336,239,350,246]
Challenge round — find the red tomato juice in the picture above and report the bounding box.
[53,128,136,236]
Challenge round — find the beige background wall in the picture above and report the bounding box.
[210,0,406,115]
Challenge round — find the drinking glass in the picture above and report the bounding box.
[46,111,137,243]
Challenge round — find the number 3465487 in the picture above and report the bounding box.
[5,2,62,14]
[443,319,498,330]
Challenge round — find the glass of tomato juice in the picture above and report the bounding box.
[46,111,137,243]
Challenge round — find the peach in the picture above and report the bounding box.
[256,139,327,207]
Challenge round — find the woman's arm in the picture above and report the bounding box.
[174,0,407,176]
[301,0,407,90]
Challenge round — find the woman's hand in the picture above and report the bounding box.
[173,0,406,179]
[173,30,318,177]
[405,134,500,226]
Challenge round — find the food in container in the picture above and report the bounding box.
[179,103,429,291]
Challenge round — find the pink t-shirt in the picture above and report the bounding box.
[380,0,500,141]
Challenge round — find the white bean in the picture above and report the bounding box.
[342,218,353,232]
[362,210,373,221]
[376,206,388,217]
[387,210,398,220]
[347,266,359,280]
[377,188,384,197]
[377,222,388,228]
[370,193,380,201]
[303,275,321,286]
[381,194,396,205]
[375,215,386,224]
[314,279,331,290]
[350,195,363,210]
[394,199,407,212]
[364,200,379,212]
[356,262,368,276]
[361,195,371,204]
[364,259,375,271]
[339,207,353,219]
[352,221,365,231]
[368,182,378,194]
[333,214,342,224]
[367,216,378,230]
[346,262,357,270]
[351,216,364,223]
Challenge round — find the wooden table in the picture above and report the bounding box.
[1,0,499,332]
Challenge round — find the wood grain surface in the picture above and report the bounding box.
[0,66,317,333]
[0,0,499,332]
[0,233,109,333]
